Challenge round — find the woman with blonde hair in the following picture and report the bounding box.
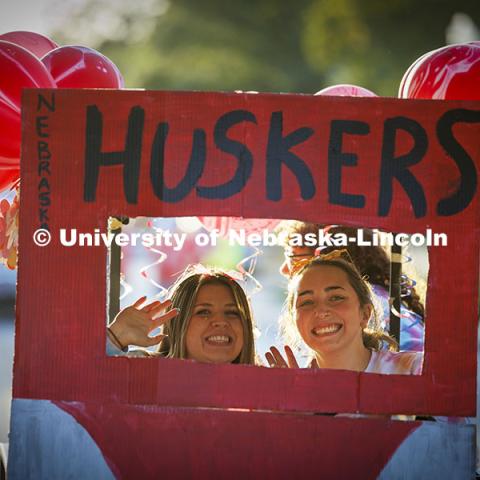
[108,265,256,365]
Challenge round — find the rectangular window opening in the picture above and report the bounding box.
[106,216,429,376]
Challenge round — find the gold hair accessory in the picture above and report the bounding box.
[289,248,353,277]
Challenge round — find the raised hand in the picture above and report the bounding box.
[108,296,179,349]
[265,345,299,368]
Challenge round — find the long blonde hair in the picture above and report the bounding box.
[156,266,256,364]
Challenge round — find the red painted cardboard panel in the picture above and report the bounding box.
[15,89,479,415]
[55,401,419,480]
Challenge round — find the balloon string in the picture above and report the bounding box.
[139,244,169,299]
[115,247,133,302]
[235,246,263,296]
[119,274,133,301]
[389,302,409,319]
[399,254,417,299]
[138,223,170,299]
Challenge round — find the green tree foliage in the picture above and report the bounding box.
[54,0,480,96]
[302,0,480,94]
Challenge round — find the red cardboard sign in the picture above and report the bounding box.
[15,89,479,417]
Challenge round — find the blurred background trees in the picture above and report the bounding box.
[51,0,480,95]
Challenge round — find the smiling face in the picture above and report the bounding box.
[185,282,245,364]
[293,264,372,365]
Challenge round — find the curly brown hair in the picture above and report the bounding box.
[277,221,425,319]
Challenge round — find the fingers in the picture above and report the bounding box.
[265,351,276,367]
[284,345,299,369]
[265,346,299,369]
[269,346,288,368]
[151,308,179,329]
[148,299,172,316]
[132,296,147,308]
[142,300,162,313]
[133,297,172,313]
[132,297,172,317]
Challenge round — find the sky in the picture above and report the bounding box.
[1,0,164,48]
[0,0,61,35]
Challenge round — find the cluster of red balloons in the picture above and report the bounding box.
[0,31,124,191]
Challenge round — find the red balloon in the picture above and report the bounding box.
[198,217,280,238]
[398,51,432,98]
[42,46,124,89]
[315,84,377,97]
[0,167,20,191]
[0,40,56,162]
[399,43,480,100]
[0,31,58,59]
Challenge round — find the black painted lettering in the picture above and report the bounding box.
[36,116,49,138]
[150,123,206,202]
[328,120,369,208]
[197,110,256,199]
[39,192,50,207]
[37,93,55,113]
[39,209,49,223]
[436,109,480,216]
[378,117,427,217]
[38,177,50,192]
[266,111,315,201]
[37,141,51,161]
[38,161,51,175]
[84,105,144,203]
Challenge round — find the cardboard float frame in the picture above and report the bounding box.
[15,89,479,419]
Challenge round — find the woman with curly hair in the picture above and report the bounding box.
[267,256,422,374]
[277,221,425,352]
